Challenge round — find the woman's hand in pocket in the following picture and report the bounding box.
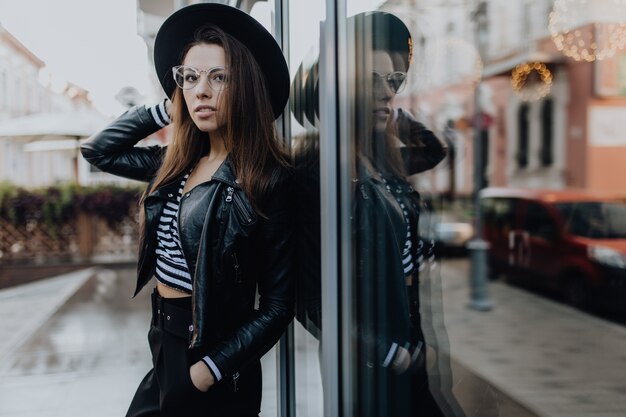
[189,361,215,392]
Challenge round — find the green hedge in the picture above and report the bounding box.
[0,182,144,230]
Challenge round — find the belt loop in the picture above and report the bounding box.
[152,288,163,328]
[151,289,157,326]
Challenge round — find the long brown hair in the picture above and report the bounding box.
[146,24,289,209]
[352,49,406,179]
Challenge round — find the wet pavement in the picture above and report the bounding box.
[0,268,152,417]
[0,268,93,368]
[1,262,623,417]
[438,258,626,417]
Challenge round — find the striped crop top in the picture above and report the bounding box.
[154,171,193,293]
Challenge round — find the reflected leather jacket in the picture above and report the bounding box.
[353,164,425,368]
[295,108,446,339]
[80,105,295,383]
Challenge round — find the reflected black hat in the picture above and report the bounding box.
[350,11,413,71]
[290,47,319,128]
[154,3,290,119]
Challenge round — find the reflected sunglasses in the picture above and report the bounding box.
[372,71,407,94]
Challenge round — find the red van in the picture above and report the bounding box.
[480,187,626,310]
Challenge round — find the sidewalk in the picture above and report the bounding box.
[2,261,624,417]
[0,267,152,417]
[0,268,94,369]
[438,258,626,417]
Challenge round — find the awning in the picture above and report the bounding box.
[0,108,111,141]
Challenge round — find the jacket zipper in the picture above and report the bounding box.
[231,252,242,284]
[176,196,188,271]
[176,190,197,347]
[233,196,254,224]
[359,184,369,199]
[225,186,254,224]
[232,371,240,392]
[225,186,234,202]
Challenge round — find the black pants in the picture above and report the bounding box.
[126,290,261,417]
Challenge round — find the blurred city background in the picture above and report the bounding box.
[1,0,625,416]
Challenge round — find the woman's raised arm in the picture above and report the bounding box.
[80,101,170,182]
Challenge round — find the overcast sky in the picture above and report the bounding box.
[0,0,385,117]
[0,0,153,116]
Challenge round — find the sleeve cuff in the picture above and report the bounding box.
[381,342,399,368]
[145,99,171,128]
[201,355,223,382]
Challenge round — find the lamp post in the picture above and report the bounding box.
[468,0,493,311]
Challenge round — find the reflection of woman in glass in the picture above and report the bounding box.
[293,11,452,417]
[349,11,448,417]
[81,4,294,416]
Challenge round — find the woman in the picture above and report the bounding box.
[80,4,294,417]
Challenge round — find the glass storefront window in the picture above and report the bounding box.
[339,2,456,415]
[287,2,326,417]
[287,1,626,417]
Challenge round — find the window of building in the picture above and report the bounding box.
[14,77,22,114]
[517,104,529,169]
[0,70,6,109]
[541,98,554,167]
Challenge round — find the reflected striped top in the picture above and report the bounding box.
[154,172,192,294]
[381,174,417,278]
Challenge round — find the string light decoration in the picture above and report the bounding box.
[549,0,626,62]
[511,62,553,101]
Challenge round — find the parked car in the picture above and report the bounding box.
[480,187,626,310]
[433,212,473,255]
[417,195,473,256]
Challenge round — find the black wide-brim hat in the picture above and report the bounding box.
[154,3,290,119]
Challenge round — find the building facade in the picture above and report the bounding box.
[403,0,626,195]
[0,24,49,185]
[0,24,49,121]
[0,24,155,187]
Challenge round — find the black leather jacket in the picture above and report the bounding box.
[80,105,295,382]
